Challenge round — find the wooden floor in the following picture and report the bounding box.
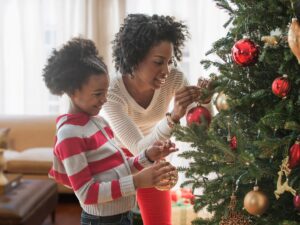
[40,194,144,225]
[42,194,81,225]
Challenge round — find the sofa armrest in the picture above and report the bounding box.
[0,115,57,151]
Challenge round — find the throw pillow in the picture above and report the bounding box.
[0,128,10,149]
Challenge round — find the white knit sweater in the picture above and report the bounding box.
[103,68,192,155]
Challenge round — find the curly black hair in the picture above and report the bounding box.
[42,37,107,96]
[112,14,189,75]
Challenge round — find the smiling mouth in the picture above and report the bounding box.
[156,78,166,84]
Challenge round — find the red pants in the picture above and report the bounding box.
[137,187,171,225]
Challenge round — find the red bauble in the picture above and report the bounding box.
[293,195,300,211]
[230,136,237,150]
[289,137,300,169]
[272,74,291,98]
[231,38,260,66]
[186,106,211,126]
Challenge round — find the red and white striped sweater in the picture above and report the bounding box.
[48,113,152,216]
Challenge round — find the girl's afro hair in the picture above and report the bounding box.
[43,37,107,95]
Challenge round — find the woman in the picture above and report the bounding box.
[103,14,209,225]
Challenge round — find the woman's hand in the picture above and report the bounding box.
[145,140,178,162]
[171,85,201,122]
[197,78,214,104]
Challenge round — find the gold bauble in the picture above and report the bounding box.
[288,18,300,64]
[155,168,178,191]
[243,186,269,216]
[215,92,229,111]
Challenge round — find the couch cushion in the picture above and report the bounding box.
[3,149,21,161]
[6,148,53,174]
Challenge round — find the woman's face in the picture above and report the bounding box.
[70,74,109,116]
[133,41,174,90]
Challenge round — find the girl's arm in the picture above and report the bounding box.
[124,148,153,174]
[51,137,135,205]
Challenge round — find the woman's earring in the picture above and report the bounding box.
[130,66,136,79]
[173,60,177,67]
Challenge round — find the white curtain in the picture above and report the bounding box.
[84,0,125,71]
[0,0,228,116]
[0,0,125,115]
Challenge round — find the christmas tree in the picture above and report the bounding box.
[173,0,300,224]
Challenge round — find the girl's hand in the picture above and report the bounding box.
[133,161,177,189]
[145,140,178,162]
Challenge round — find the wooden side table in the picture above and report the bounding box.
[0,179,58,225]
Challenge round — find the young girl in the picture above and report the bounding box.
[42,37,177,225]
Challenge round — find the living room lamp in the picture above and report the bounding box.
[0,128,9,186]
[0,149,8,185]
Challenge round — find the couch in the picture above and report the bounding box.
[0,115,72,193]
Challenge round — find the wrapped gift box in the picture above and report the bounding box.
[171,188,213,224]
[171,203,197,225]
[171,188,197,225]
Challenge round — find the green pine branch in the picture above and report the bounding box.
[173,0,300,224]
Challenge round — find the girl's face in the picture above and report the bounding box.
[70,74,109,116]
[134,41,174,90]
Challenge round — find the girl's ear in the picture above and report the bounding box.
[68,90,78,103]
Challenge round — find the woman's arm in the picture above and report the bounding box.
[103,69,211,154]
[103,97,172,155]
